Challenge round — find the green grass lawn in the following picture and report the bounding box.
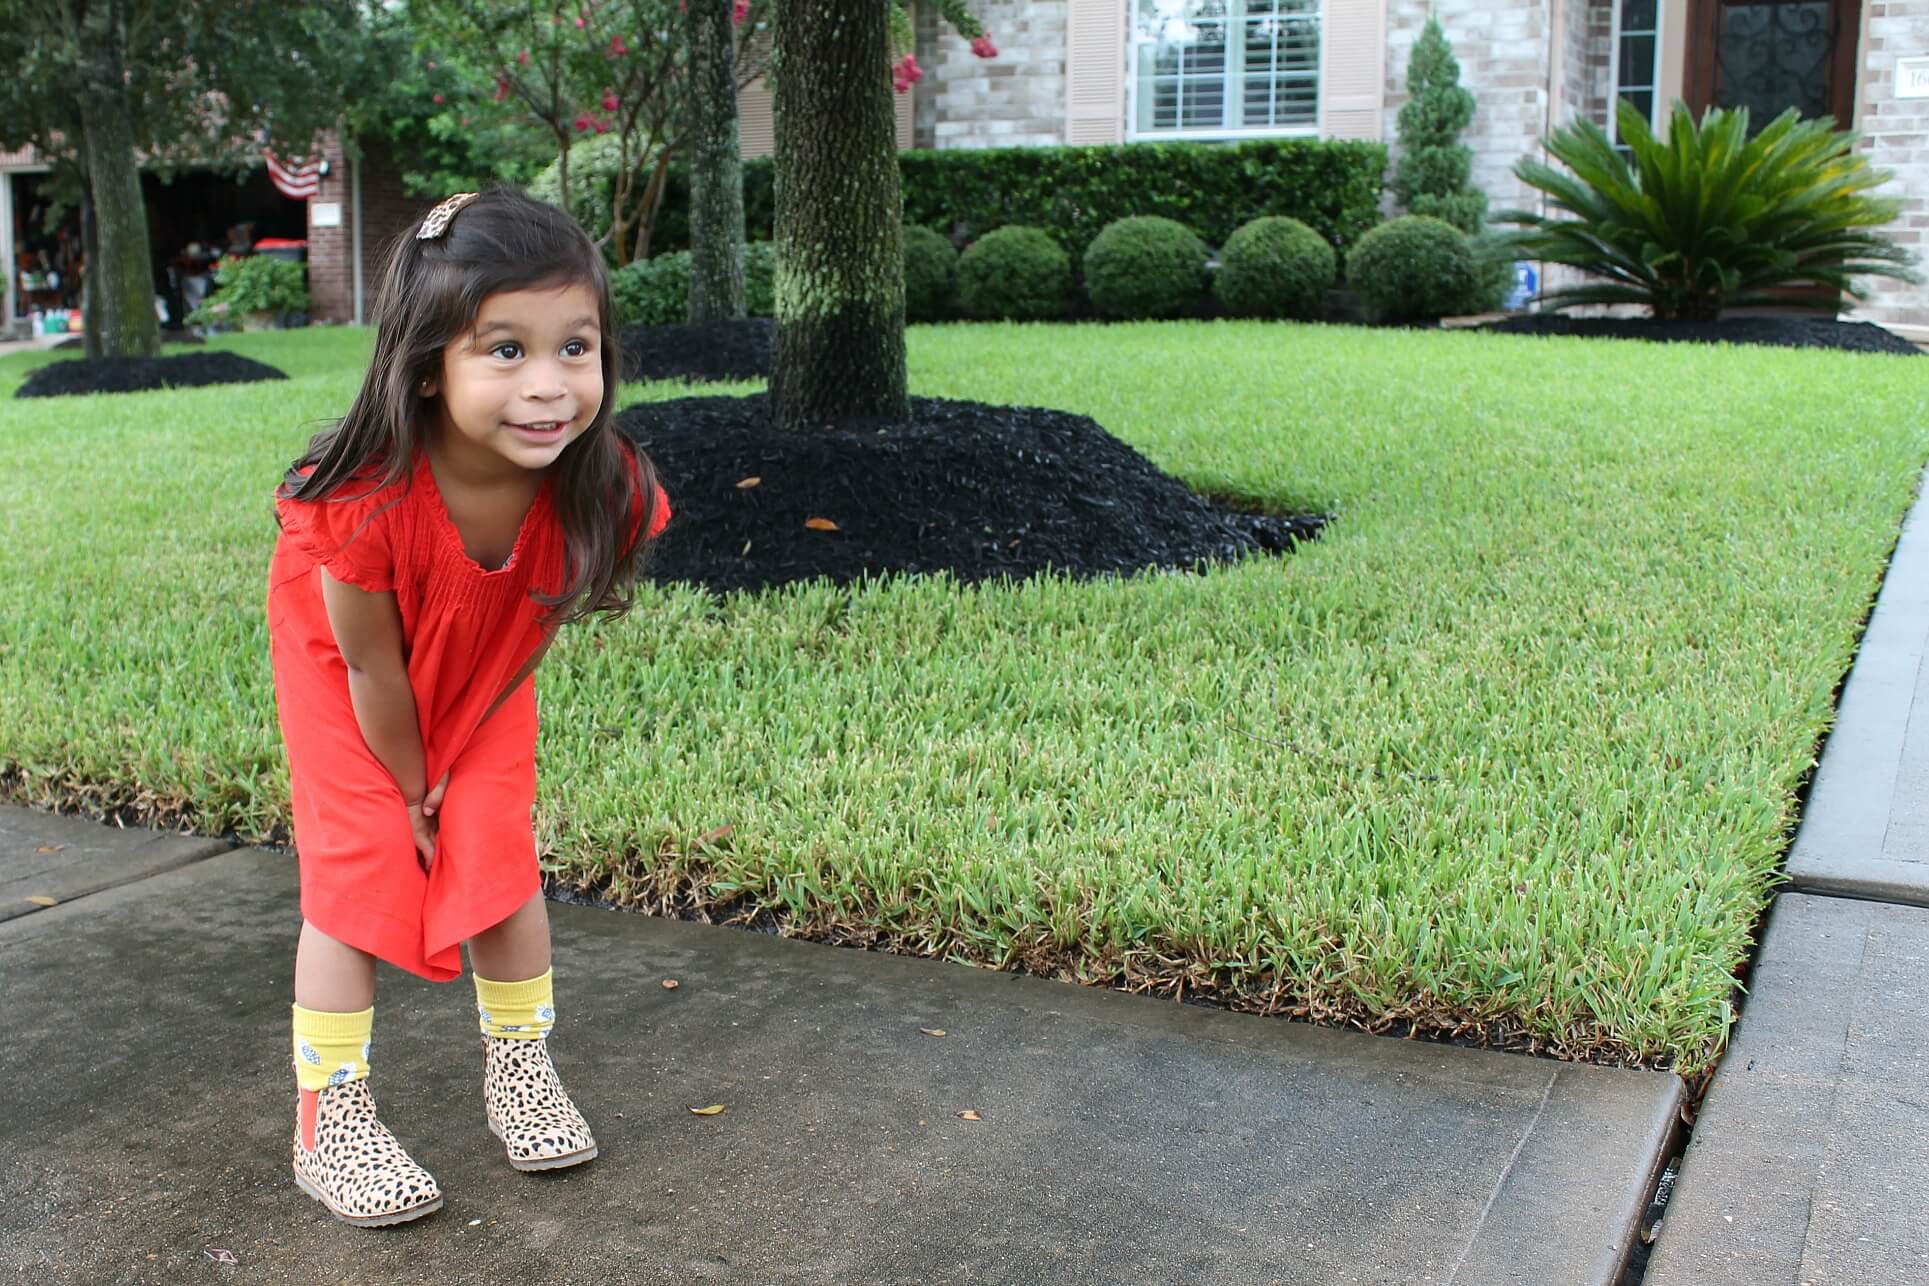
[3,323,1924,1074]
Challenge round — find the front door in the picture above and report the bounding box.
[1686,0,1861,131]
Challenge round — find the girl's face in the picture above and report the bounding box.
[426,281,605,477]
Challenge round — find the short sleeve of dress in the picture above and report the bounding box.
[276,479,399,594]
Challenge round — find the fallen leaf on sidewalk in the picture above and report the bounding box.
[696,825,733,847]
[662,979,679,990]
[689,1104,727,1116]
[203,1248,238,1264]
[25,896,57,908]
[804,517,840,531]
[36,845,64,854]
[956,1110,981,1121]
[919,1028,946,1037]
[736,476,762,489]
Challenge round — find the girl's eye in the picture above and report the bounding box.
[564,338,591,357]
[490,342,523,360]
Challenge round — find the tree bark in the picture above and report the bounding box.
[768,0,907,429]
[686,0,746,322]
[79,174,103,360]
[74,0,160,359]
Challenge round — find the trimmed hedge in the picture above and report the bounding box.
[1345,215,1481,323]
[1083,216,1209,319]
[1214,216,1337,320]
[653,138,1386,262]
[958,226,1072,321]
[904,225,959,321]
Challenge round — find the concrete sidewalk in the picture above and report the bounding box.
[0,807,1680,1285]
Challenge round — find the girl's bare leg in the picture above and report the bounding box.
[466,891,552,981]
[295,921,377,1012]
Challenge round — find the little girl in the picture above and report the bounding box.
[267,188,668,1227]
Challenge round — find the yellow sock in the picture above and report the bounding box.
[474,969,556,1041]
[291,1004,373,1091]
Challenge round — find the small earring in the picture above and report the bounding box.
[417,380,432,395]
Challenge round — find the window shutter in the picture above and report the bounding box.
[896,80,916,149]
[739,79,776,159]
[1066,0,1126,145]
[1320,0,1387,141]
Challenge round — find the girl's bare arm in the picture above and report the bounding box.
[319,568,427,807]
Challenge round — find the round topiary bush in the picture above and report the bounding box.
[1213,217,1337,320]
[1344,215,1482,323]
[904,224,958,322]
[1082,216,1209,319]
[958,226,1072,321]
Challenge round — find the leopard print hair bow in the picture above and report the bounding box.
[416,192,480,240]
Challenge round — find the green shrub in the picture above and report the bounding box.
[188,254,309,325]
[1081,216,1208,319]
[1503,101,1918,320]
[610,243,777,328]
[653,138,1387,263]
[958,226,1072,321]
[744,241,777,318]
[1345,216,1482,323]
[904,225,958,321]
[609,252,689,327]
[1214,217,1337,319]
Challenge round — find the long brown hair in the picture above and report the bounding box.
[280,186,659,624]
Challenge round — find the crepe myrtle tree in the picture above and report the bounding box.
[409,0,772,265]
[768,0,993,430]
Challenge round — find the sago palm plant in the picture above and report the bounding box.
[1500,100,1916,320]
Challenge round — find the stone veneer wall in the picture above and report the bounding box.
[913,0,1069,149]
[1384,0,1554,217]
[1853,0,1929,329]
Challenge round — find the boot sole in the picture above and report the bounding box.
[489,1120,599,1171]
[294,1170,444,1227]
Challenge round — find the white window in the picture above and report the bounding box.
[1609,0,1662,142]
[1130,0,1322,140]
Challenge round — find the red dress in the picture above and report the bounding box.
[268,447,668,981]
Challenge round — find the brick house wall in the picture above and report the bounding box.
[305,136,427,326]
[913,0,1070,148]
[1852,0,1929,329]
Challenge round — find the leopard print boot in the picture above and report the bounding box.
[482,1036,598,1171]
[291,1079,443,1227]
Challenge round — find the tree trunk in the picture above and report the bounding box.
[79,174,103,360]
[769,0,907,429]
[75,0,160,359]
[687,0,746,322]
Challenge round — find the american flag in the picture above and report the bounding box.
[262,149,320,201]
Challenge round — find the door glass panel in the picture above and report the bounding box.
[1712,1,1837,129]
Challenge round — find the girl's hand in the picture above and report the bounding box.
[421,771,451,819]
[407,801,437,872]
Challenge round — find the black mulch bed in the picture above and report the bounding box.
[618,318,774,384]
[15,351,288,399]
[1479,312,1921,356]
[615,393,1325,595]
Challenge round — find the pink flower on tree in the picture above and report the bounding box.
[601,89,619,111]
[574,113,594,132]
[494,77,509,102]
[432,93,446,104]
[732,0,749,24]
[609,33,628,55]
[970,33,997,58]
[574,14,586,27]
[893,76,910,93]
[592,115,611,134]
[517,49,530,65]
